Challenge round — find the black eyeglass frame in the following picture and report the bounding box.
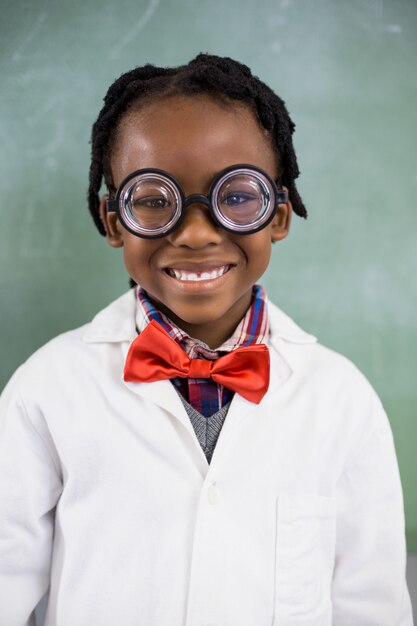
[106,163,288,239]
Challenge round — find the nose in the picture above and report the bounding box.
[168,201,223,248]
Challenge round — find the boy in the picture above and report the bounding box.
[0,54,413,625]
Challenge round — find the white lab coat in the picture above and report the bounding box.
[0,289,413,626]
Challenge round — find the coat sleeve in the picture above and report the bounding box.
[331,391,414,625]
[0,369,62,626]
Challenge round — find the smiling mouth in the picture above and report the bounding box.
[165,265,232,282]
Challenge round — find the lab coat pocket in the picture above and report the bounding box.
[273,492,336,625]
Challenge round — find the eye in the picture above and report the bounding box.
[133,196,172,209]
[223,192,258,207]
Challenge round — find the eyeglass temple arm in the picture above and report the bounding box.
[106,198,118,213]
[276,189,288,204]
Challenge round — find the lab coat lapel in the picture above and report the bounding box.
[123,377,196,434]
[123,377,210,473]
[212,341,294,443]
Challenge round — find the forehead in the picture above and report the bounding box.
[110,95,278,186]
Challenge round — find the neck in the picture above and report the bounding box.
[162,313,240,349]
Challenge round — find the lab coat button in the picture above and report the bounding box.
[207,483,219,505]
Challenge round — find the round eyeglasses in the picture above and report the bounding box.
[106,164,288,239]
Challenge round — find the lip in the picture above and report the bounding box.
[161,261,236,272]
[161,263,236,291]
[166,265,231,281]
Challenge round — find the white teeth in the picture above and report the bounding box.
[168,266,230,281]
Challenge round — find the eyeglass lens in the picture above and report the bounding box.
[215,174,270,226]
[126,176,179,231]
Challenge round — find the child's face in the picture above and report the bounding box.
[100,95,292,347]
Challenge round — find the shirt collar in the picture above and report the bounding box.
[135,285,269,358]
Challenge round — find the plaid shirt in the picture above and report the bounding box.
[136,285,269,417]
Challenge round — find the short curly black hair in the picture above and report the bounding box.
[88,52,306,236]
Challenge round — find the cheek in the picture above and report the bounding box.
[241,234,273,273]
[121,236,158,276]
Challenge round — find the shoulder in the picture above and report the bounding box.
[267,298,382,406]
[266,298,390,453]
[2,289,137,399]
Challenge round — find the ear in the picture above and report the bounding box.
[271,187,292,242]
[99,195,124,248]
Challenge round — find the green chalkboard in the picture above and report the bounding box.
[1,0,416,549]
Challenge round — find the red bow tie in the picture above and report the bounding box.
[124,320,270,404]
